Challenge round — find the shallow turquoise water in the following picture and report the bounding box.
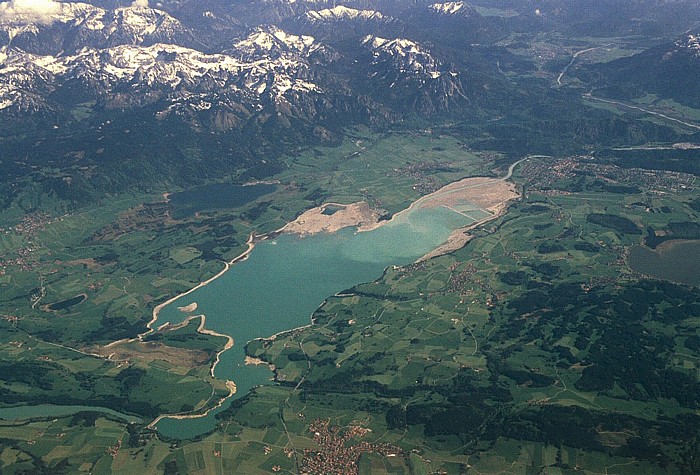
[155,205,481,439]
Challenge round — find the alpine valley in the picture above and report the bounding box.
[0,0,699,473]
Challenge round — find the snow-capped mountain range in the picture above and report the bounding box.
[0,28,322,112]
[0,0,695,205]
[1,3,196,54]
[0,1,466,126]
[3,0,690,131]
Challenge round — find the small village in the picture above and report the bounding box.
[301,419,402,475]
[0,212,56,273]
[390,160,457,195]
[520,155,696,194]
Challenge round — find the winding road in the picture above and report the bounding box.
[584,94,700,131]
[504,155,539,180]
[557,45,610,86]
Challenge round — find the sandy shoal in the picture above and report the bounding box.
[282,202,382,236]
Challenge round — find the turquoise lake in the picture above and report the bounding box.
[154,204,489,439]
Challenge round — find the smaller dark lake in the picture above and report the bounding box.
[321,205,341,215]
[628,241,700,286]
[48,294,86,311]
[168,183,277,219]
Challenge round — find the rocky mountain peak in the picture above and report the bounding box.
[228,25,319,60]
[428,1,473,15]
[363,35,444,79]
[677,33,700,56]
[304,5,386,22]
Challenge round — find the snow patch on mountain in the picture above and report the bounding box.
[428,2,470,15]
[680,33,700,56]
[304,6,385,22]
[362,35,451,81]
[365,36,422,55]
[230,26,319,59]
[55,2,104,24]
[112,7,164,35]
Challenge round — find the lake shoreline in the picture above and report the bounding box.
[97,232,260,430]
[139,163,526,432]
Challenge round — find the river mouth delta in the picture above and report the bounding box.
[152,175,518,438]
